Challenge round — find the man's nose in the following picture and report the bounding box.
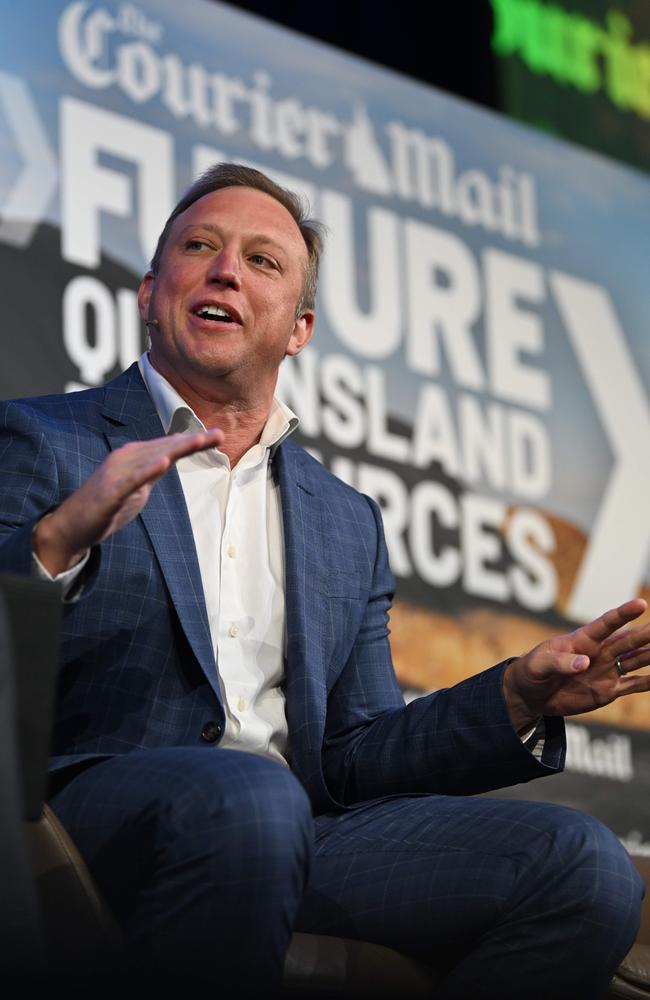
[208,249,241,290]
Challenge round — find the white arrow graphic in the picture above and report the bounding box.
[550,270,650,621]
[0,72,58,248]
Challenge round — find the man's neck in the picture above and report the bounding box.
[198,403,271,468]
[147,354,273,467]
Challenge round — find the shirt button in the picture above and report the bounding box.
[227,545,237,558]
[201,721,222,743]
[228,624,239,638]
[237,697,247,712]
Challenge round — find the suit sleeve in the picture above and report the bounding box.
[0,401,100,589]
[0,401,61,574]
[321,494,565,805]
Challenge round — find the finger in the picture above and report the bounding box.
[136,429,223,485]
[578,599,647,646]
[616,673,650,697]
[605,622,650,662]
[162,428,224,461]
[613,646,650,676]
[106,429,224,498]
[94,463,167,519]
[530,649,591,680]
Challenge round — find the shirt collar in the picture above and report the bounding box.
[138,352,299,457]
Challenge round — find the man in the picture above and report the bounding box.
[1,163,649,998]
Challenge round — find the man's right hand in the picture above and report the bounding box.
[33,429,224,577]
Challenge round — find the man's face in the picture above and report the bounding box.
[138,185,314,396]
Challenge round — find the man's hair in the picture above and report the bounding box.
[149,163,324,314]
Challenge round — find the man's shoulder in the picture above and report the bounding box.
[278,438,377,510]
[0,364,146,431]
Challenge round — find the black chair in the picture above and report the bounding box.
[0,578,48,983]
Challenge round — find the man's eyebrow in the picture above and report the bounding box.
[177,223,286,253]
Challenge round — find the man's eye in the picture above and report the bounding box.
[250,253,276,268]
[186,239,208,251]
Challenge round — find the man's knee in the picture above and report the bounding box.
[559,810,641,907]
[532,805,643,951]
[52,747,313,913]
[200,750,313,871]
[146,747,313,870]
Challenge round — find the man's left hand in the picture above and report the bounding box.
[503,598,650,733]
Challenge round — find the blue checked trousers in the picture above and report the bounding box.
[51,746,643,999]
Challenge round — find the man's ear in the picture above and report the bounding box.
[137,271,154,322]
[286,310,315,357]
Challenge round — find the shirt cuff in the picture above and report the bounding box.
[521,717,546,761]
[32,547,90,601]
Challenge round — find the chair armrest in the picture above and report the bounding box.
[631,856,650,947]
[26,803,123,979]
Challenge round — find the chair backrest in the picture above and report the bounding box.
[0,573,123,981]
[0,573,61,979]
[0,573,62,819]
[26,803,124,980]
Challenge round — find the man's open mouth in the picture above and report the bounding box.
[194,304,238,324]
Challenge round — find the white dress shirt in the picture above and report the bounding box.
[139,352,298,766]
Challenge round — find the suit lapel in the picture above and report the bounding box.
[100,366,219,698]
[275,441,331,800]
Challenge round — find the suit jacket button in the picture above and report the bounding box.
[201,721,222,743]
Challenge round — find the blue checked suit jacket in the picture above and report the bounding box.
[0,364,564,813]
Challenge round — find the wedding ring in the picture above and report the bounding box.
[615,656,625,677]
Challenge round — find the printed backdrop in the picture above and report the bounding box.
[2,0,650,846]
